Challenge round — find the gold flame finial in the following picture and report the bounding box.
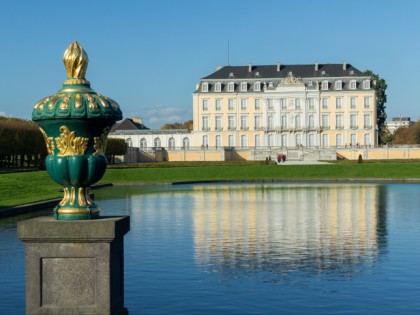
[63,41,89,79]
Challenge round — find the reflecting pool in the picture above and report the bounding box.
[1,183,420,314]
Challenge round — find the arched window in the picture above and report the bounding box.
[140,138,147,149]
[202,135,208,147]
[268,134,274,147]
[126,138,133,147]
[168,137,175,150]
[281,134,287,147]
[154,137,161,148]
[182,137,190,149]
[295,115,301,129]
[295,134,302,146]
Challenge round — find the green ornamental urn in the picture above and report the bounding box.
[32,42,122,220]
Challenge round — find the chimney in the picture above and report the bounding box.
[343,61,347,70]
[216,65,222,71]
[248,63,252,72]
[315,61,319,71]
[277,63,281,72]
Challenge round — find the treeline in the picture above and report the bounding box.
[160,120,193,131]
[0,117,47,169]
[0,116,128,169]
[391,120,420,144]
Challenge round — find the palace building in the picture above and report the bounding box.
[192,62,377,149]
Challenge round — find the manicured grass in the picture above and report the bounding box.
[3,161,420,208]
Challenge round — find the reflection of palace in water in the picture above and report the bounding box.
[192,184,387,277]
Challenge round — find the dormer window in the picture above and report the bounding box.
[228,82,235,92]
[307,81,313,87]
[321,80,329,90]
[268,81,274,89]
[350,80,357,90]
[254,81,261,92]
[229,72,234,78]
[335,80,342,90]
[241,82,248,92]
[363,80,371,89]
[215,82,222,92]
[202,82,208,92]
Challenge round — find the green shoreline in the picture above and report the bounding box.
[2,162,420,212]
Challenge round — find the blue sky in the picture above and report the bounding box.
[0,0,419,128]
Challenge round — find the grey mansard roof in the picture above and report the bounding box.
[202,64,366,80]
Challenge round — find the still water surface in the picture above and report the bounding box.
[1,183,420,314]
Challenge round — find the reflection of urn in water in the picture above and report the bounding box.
[32,42,122,220]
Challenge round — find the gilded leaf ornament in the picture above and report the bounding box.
[55,126,89,156]
[39,128,55,155]
[93,127,110,156]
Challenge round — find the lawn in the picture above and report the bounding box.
[2,161,420,208]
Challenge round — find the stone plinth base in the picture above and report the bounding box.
[18,216,130,315]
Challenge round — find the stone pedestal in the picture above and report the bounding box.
[18,216,130,315]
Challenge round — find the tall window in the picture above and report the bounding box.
[267,98,274,110]
[308,98,315,110]
[336,134,342,146]
[254,82,261,91]
[254,98,261,110]
[350,134,357,146]
[295,98,301,109]
[182,137,190,149]
[281,134,287,147]
[350,114,357,129]
[336,114,343,129]
[240,116,248,130]
[254,115,261,129]
[228,116,235,130]
[215,82,222,92]
[240,99,247,110]
[322,81,329,90]
[295,115,301,129]
[308,115,314,129]
[240,135,248,148]
[364,114,371,128]
[168,137,175,150]
[202,116,209,131]
[308,134,315,147]
[202,82,208,92]
[154,137,161,148]
[140,138,147,149]
[322,134,328,148]
[202,135,208,147]
[364,97,370,108]
[228,135,234,147]
[350,80,357,90]
[228,99,234,110]
[280,98,287,109]
[255,135,261,147]
[295,134,302,146]
[281,115,287,129]
[215,116,222,130]
[322,114,329,128]
[215,135,221,149]
[336,97,342,109]
[215,99,222,111]
[322,97,329,109]
[364,133,371,146]
[268,115,274,129]
[268,134,274,147]
[202,99,208,111]
[350,97,357,109]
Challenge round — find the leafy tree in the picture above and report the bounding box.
[160,120,193,131]
[106,138,127,164]
[365,70,388,144]
[392,120,420,144]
